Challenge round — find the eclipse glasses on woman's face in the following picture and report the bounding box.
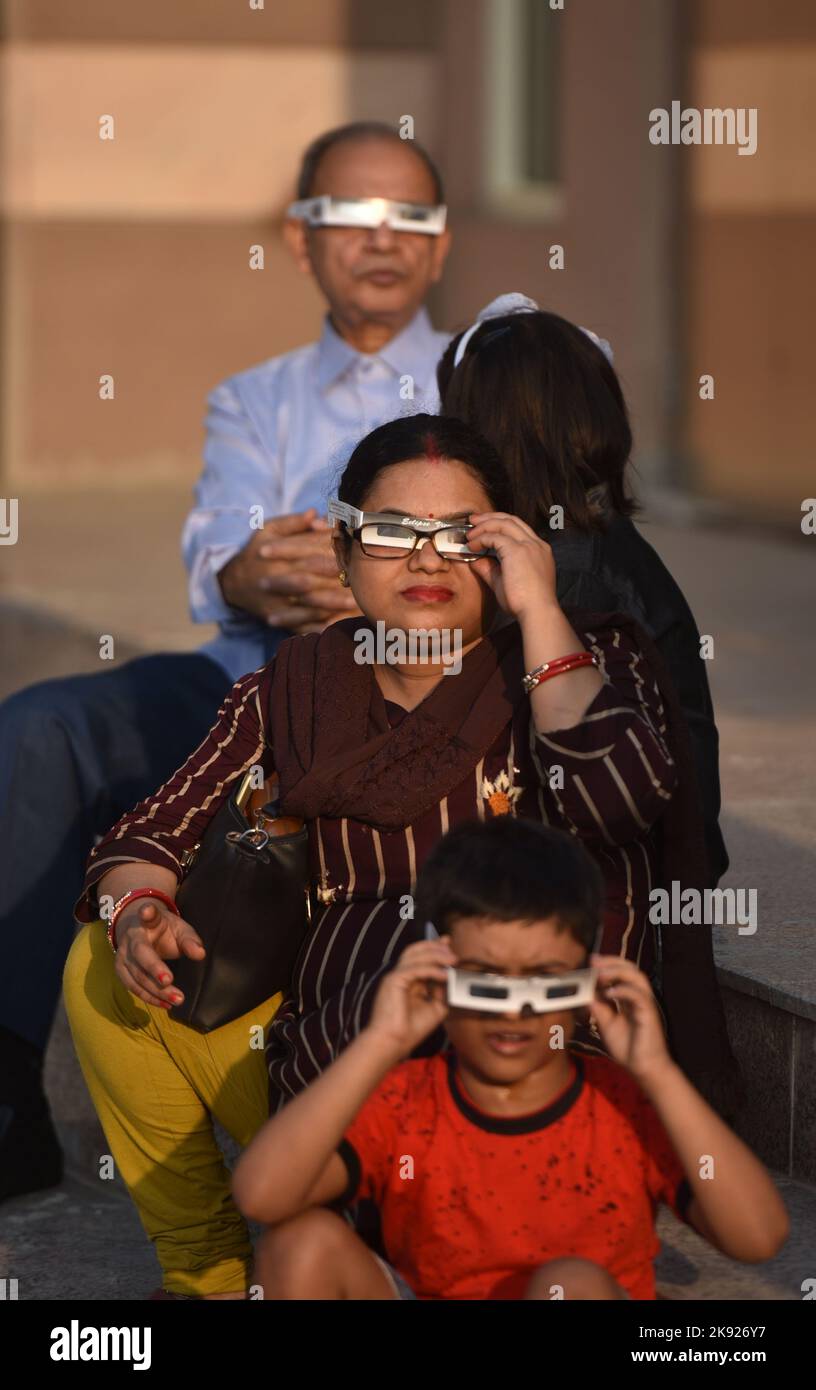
[328,499,496,562]
[446,967,598,1016]
[287,196,448,236]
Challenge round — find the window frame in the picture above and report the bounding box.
[482,0,565,221]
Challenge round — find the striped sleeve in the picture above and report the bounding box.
[531,626,678,847]
[75,664,276,921]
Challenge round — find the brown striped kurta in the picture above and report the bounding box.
[77,624,676,1106]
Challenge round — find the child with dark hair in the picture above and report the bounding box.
[234,817,786,1301]
[437,294,727,889]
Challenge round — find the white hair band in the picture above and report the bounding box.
[452,291,614,368]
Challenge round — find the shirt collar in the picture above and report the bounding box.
[446,1051,584,1135]
[315,306,442,393]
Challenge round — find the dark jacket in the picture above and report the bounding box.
[551,513,728,885]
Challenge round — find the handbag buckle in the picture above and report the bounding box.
[227,827,271,859]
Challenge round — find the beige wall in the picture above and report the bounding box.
[2,0,812,520]
[4,0,437,46]
[435,0,682,489]
[684,0,816,515]
[1,10,439,487]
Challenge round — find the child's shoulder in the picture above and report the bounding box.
[366,1053,446,1110]
[580,1053,649,1116]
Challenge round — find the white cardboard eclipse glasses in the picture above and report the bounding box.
[423,919,600,1015]
[446,966,598,1016]
[286,196,447,236]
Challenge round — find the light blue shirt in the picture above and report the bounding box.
[182,308,450,681]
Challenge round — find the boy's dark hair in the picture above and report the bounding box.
[297,122,445,203]
[413,817,603,953]
[436,310,636,535]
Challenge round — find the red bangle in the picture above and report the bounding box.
[522,651,598,695]
[106,888,179,953]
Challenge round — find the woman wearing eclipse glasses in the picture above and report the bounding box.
[64,410,728,1299]
[437,293,738,1126]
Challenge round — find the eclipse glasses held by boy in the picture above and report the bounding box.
[428,914,601,1016]
[446,964,598,1016]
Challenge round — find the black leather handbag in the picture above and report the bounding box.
[169,773,312,1032]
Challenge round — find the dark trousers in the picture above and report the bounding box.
[0,652,233,1053]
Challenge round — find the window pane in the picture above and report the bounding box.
[522,0,561,184]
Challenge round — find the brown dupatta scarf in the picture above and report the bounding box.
[269,616,527,832]
[268,612,743,1118]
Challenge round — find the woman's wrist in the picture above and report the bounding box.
[106,887,179,952]
[517,595,563,632]
[518,600,587,672]
[522,651,598,694]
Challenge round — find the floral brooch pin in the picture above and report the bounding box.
[481,768,523,817]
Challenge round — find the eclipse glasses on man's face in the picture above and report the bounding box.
[287,196,448,236]
[328,499,495,562]
[446,967,598,1016]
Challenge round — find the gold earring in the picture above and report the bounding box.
[338,570,348,586]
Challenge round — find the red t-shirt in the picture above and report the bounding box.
[339,1051,692,1300]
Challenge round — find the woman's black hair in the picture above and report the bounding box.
[413,817,603,953]
[436,310,636,534]
[336,412,513,517]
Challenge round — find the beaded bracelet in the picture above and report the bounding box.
[106,887,180,953]
[522,651,598,695]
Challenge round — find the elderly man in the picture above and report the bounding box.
[0,121,451,1200]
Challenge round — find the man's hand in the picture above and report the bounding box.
[217,508,361,633]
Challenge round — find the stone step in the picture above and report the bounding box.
[2,1159,813,1301]
[654,1175,813,1301]
[718,979,815,1185]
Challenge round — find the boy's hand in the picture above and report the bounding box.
[588,955,673,1084]
[367,939,456,1058]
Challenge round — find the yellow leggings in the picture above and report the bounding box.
[63,921,281,1297]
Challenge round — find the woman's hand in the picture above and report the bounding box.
[466,512,558,622]
[367,938,456,1057]
[588,955,673,1085]
[467,510,603,732]
[114,899,206,1010]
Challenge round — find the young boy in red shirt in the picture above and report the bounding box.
[233,818,788,1300]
